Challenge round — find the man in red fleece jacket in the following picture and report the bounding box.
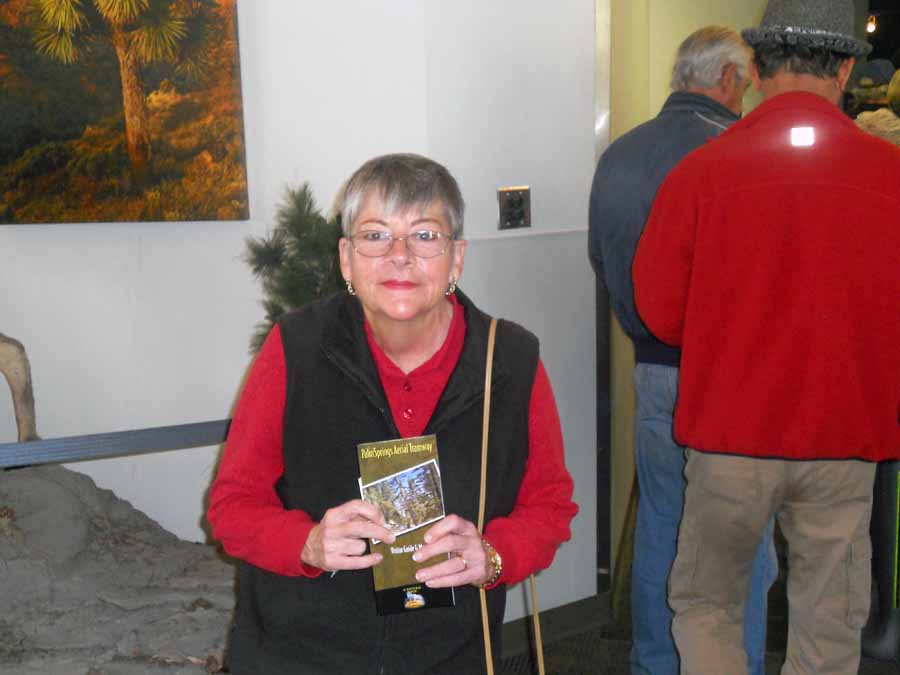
[633,0,900,673]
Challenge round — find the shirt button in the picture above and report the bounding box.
[402,408,414,420]
[403,381,413,392]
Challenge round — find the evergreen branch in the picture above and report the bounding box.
[248,298,287,354]
[244,183,343,353]
[244,232,286,276]
[249,323,271,354]
[261,298,286,324]
[274,267,320,306]
[277,184,318,234]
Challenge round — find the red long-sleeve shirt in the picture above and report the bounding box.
[208,297,577,585]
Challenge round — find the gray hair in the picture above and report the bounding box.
[752,43,850,80]
[670,26,750,92]
[339,153,465,238]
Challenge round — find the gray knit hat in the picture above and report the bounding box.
[742,0,872,57]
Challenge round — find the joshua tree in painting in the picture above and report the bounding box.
[0,333,39,443]
[27,0,215,176]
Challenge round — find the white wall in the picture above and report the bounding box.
[0,0,597,619]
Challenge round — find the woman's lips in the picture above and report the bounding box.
[382,280,417,289]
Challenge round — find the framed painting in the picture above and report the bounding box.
[0,0,248,224]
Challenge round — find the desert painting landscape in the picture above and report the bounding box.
[0,0,248,224]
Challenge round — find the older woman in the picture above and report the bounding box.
[207,153,577,674]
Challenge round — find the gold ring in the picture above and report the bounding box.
[460,556,468,569]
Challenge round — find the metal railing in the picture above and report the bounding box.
[0,419,230,468]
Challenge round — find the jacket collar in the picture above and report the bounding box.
[320,290,508,435]
[723,91,854,137]
[429,290,509,434]
[321,294,394,431]
[659,91,740,124]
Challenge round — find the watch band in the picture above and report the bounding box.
[480,539,503,588]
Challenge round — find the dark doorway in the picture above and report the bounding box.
[596,279,612,591]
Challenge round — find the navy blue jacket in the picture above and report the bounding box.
[588,91,739,365]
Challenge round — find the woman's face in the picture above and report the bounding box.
[339,193,466,328]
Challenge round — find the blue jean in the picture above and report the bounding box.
[630,363,777,675]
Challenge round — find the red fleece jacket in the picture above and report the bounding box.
[634,91,900,461]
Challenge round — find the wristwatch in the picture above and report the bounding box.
[480,539,503,588]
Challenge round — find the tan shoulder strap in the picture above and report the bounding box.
[476,317,497,534]
[477,318,544,675]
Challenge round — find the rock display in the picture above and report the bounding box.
[0,465,234,674]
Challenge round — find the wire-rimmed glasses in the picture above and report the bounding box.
[348,229,454,258]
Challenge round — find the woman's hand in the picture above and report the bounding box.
[412,514,495,588]
[302,499,396,572]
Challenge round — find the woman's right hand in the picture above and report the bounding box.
[301,499,396,572]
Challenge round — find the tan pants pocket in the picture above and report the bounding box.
[847,537,872,629]
[669,537,700,610]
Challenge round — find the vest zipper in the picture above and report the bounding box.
[324,347,396,675]
[378,614,393,674]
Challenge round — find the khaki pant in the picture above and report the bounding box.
[670,451,876,675]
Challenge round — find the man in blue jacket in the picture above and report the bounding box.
[588,26,777,675]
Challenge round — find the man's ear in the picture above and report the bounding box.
[749,59,763,92]
[837,57,856,92]
[721,62,737,92]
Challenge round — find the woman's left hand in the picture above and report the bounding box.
[412,514,492,588]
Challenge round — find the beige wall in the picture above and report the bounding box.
[606,0,767,570]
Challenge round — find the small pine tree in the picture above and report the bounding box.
[244,183,343,353]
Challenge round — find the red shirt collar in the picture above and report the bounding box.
[364,294,466,379]
[363,295,467,436]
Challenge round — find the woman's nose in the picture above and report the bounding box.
[386,235,412,261]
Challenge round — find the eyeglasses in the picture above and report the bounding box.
[348,229,454,258]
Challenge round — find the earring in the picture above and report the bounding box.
[445,278,457,296]
[345,279,356,296]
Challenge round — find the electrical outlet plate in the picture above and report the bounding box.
[497,186,531,230]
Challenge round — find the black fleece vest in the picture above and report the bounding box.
[227,290,538,675]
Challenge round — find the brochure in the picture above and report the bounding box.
[357,434,455,614]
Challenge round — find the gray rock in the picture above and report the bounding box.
[0,465,234,674]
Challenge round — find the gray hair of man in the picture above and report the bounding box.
[670,26,750,92]
[339,153,465,239]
